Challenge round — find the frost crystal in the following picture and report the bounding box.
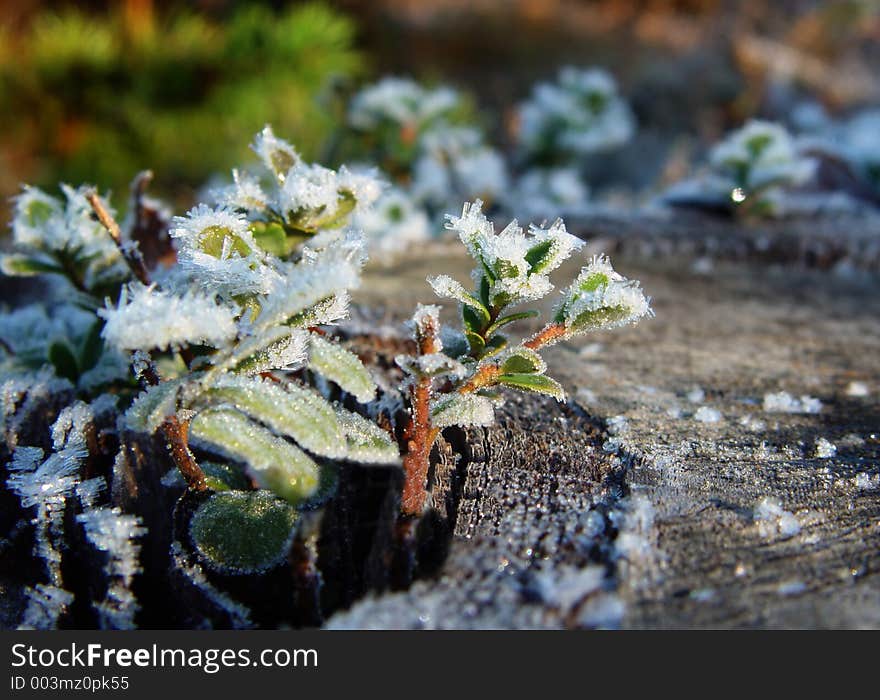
[77,507,146,629]
[555,255,651,335]
[431,393,498,428]
[444,200,584,307]
[814,438,837,459]
[18,584,75,630]
[762,391,822,414]
[754,497,801,540]
[694,406,722,423]
[99,283,238,352]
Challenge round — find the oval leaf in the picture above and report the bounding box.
[308,333,376,403]
[497,373,566,401]
[189,490,299,575]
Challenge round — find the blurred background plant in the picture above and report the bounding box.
[0,0,362,212]
[2,0,880,236]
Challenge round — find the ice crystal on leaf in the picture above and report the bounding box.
[100,284,238,352]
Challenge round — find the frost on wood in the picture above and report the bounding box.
[754,497,801,540]
[762,391,823,414]
[76,507,147,629]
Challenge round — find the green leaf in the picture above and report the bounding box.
[0,254,64,277]
[125,380,183,433]
[78,318,104,373]
[223,327,308,375]
[428,275,490,327]
[189,490,299,575]
[497,373,565,401]
[501,347,546,374]
[47,340,79,382]
[249,221,289,257]
[485,310,540,338]
[462,304,488,334]
[525,239,554,273]
[307,333,376,403]
[481,334,507,359]
[200,376,346,459]
[189,408,322,505]
[335,408,400,464]
[465,330,485,357]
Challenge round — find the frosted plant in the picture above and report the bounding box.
[352,187,431,257]
[506,167,591,221]
[209,126,382,257]
[1,184,129,300]
[411,126,509,216]
[517,67,634,166]
[396,200,650,516]
[670,120,817,216]
[347,77,464,176]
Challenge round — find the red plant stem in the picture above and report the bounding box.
[160,416,207,492]
[400,315,441,517]
[523,322,567,350]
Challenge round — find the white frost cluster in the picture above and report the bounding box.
[709,120,816,198]
[431,393,498,429]
[171,204,277,297]
[754,497,801,540]
[352,187,431,256]
[9,185,122,264]
[507,167,590,221]
[518,67,634,161]
[694,406,722,423]
[814,437,837,459]
[99,283,238,352]
[444,199,584,306]
[348,77,460,132]
[77,507,146,629]
[411,127,508,213]
[555,255,651,334]
[762,391,822,414]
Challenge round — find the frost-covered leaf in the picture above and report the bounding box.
[199,375,346,459]
[189,408,321,505]
[125,380,183,433]
[497,373,565,401]
[307,334,376,403]
[501,347,546,374]
[555,255,651,335]
[431,393,497,428]
[164,461,252,492]
[465,330,485,357]
[99,284,238,353]
[334,408,400,464]
[428,275,490,326]
[439,326,470,359]
[252,125,301,182]
[395,352,467,379]
[0,254,64,277]
[189,490,299,575]
[222,327,309,375]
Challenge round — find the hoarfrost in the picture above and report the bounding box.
[814,437,837,459]
[762,391,822,414]
[694,406,722,423]
[754,497,801,540]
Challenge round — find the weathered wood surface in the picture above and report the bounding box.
[329,245,880,629]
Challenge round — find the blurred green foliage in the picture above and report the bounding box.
[0,2,363,206]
